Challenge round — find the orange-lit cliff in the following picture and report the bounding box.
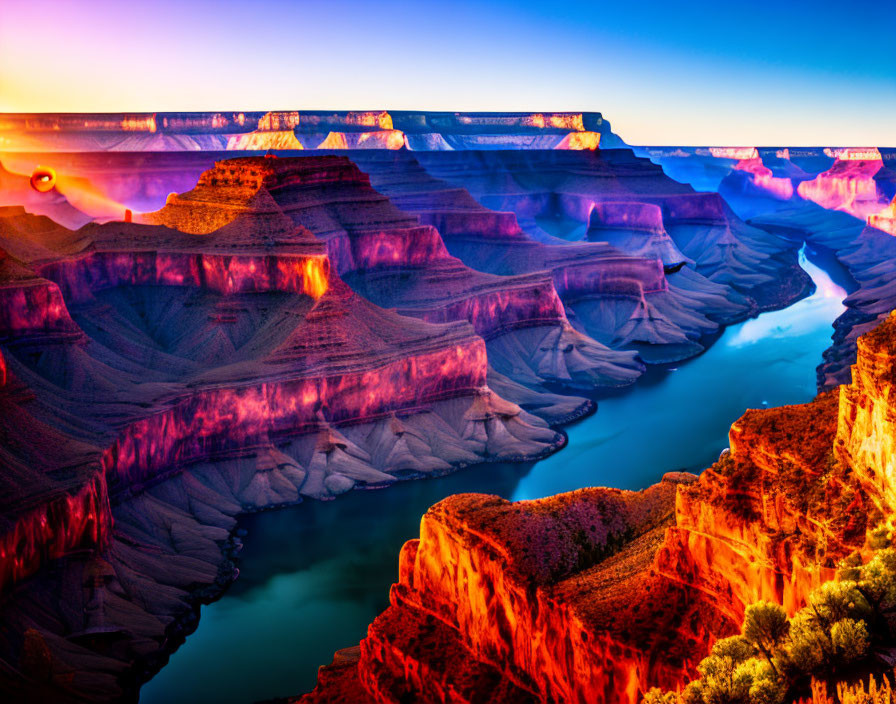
[298,312,896,704]
[868,196,896,236]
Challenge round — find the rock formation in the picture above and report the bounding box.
[867,196,896,236]
[586,201,691,266]
[344,150,809,363]
[797,149,889,221]
[0,192,571,596]
[144,156,646,420]
[408,149,809,311]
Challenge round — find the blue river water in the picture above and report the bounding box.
[140,248,847,704]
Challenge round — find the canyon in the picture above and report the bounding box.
[0,111,891,703]
[297,296,895,704]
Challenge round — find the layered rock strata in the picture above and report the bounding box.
[345,150,788,363]
[144,156,645,418]
[797,150,889,221]
[0,111,622,153]
[410,149,809,313]
[0,200,565,597]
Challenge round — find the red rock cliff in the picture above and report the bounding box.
[300,313,896,704]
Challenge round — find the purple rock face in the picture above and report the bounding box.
[641,145,896,389]
[661,192,728,224]
[589,201,665,234]
[343,149,810,363]
[586,202,690,267]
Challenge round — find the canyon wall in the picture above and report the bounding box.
[144,156,646,399]
[835,311,896,513]
[0,175,573,596]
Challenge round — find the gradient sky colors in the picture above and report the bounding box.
[1,0,894,146]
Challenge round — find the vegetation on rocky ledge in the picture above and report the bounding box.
[644,534,896,704]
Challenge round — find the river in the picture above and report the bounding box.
[140,247,847,704]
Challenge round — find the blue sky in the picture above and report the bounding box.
[1,0,894,145]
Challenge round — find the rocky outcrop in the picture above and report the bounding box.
[145,156,644,417]
[299,131,407,150]
[797,150,888,221]
[729,157,795,201]
[868,197,896,236]
[0,198,567,600]
[299,309,896,704]
[0,370,111,594]
[226,130,305,151]
[834,310,896,513]
[586,201,691,268]
[0,262,82,341]
[655,391,864,627]
[299,475,727,704]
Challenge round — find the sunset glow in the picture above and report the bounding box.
[1,0,894,145]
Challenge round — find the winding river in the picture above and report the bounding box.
[140,247,848,704]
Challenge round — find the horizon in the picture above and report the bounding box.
[2,0,894,147]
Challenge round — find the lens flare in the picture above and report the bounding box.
[29,165,56,192]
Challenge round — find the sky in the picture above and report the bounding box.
[1,0,894,145]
